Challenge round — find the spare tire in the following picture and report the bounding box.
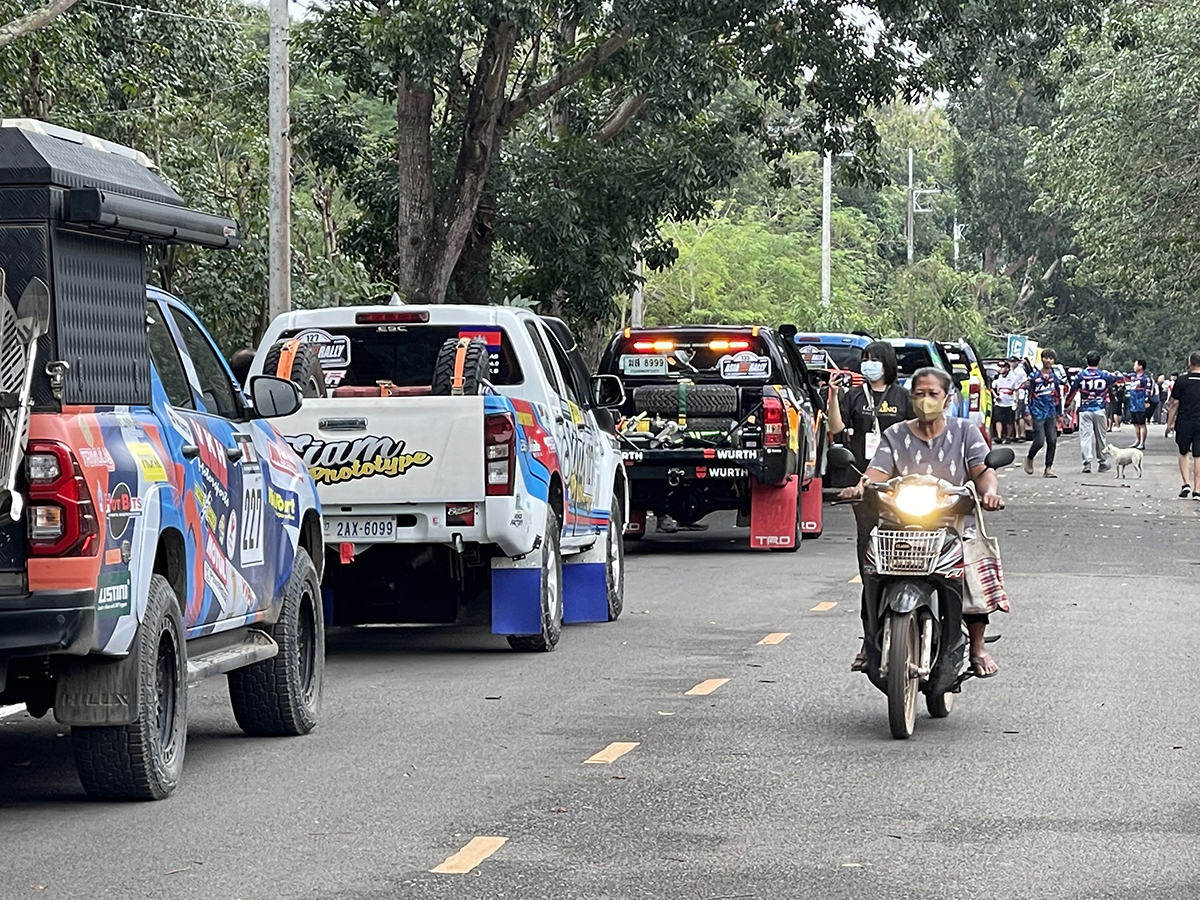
[633,384,738,417]
[431,337,489,395]
[262,340,327,398]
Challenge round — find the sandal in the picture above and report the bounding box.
[970,654,999,678]
[850,650,867,672]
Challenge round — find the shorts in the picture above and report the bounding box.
[995,407,1016,425]
[1129,411,1147,425]
[1176,423,1200,457]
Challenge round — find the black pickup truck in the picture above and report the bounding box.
[597,325,827,550]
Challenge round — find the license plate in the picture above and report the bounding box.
[620,354,669,375]
[324,516,397,542]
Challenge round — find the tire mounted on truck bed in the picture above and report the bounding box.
[72,574,188,801]
[633,384,739,417]
[263,340,327,398]
[431,337,489,395]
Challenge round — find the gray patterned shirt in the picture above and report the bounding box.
[868,417,989,485]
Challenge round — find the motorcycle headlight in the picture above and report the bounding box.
[893,483,939,518]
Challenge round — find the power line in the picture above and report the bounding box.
[84,0,255,28]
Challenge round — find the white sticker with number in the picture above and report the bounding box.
[620,354,669,376]
[240,471,265,567]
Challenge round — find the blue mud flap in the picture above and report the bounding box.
[491,557,543,635]
[562,537,609,624]
[322,587,336,627]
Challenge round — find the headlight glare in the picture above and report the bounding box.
[893,483,939,518]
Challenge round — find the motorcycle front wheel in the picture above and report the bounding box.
[887,611,920,739]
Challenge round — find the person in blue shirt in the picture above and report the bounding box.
[1022,349,1063,477]
[1125,359,1153,450]
[1064,351,1118,473]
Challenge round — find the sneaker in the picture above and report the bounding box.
[1098,462,1111,472]
[1043,468,1057,478]
[656,515,679,533]
[1082,464,1091,474]
[1180,485,1191,499]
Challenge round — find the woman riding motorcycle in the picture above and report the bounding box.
[841,366,1006,677]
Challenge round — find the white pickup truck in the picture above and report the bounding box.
[250,304,628,650]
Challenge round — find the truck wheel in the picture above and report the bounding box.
[606,493,624,621]
[263,340,326,398]
[72,575,187,801]
[431,337,489,395]
[228,548,324,735]
[507,508,563,651]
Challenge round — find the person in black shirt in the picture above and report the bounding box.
[827,340,914,670]
[1166,351,1200,498]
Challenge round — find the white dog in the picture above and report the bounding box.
[1104,442,1143,479]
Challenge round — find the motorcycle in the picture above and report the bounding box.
[829,444,1014,738]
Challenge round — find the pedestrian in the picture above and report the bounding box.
[992,358,1020,443]
[1165,352,1200,498]
[1064,351,1118,473]
[1126,359,1153,450]
[1022,348,1063,478]
[1148,373,1164,425]
[229,347,256,389]
[1107,378,1126,431]
[829,341,912,574]
[1013,361,1029,441]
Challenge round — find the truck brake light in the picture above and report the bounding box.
[484,412,516,496]
[355,310,429,324]
[26,441,99,558]
[762,396,785,448]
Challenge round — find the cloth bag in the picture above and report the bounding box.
[960,496,1010,615]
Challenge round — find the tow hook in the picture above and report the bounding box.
[452,533,464,555]
[667,467,685,487]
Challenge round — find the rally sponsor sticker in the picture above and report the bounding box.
[719,351,770,379]
[127,441,168,482]
[295,328,352,368]
[97,571,132,618]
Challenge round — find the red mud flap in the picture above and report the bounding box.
[625,510,646,535]
[800,476,823,537]
[749,475,798,550]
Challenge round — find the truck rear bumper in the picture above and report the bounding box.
[0,589,95,659]
[323,498,541,559]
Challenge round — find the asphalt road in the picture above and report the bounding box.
[2,430,1199,899]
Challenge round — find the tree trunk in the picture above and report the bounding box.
[451,189,496,305]
[0,0,81,50]
[395,75,441,303]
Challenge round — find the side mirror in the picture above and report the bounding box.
[591,374,626,409]
[828,445,858,470]
[249,375,302,419]
[984,447,1015,470]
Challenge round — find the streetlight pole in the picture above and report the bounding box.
[821,149,832,309]
[267,0,291,322]
[906,146,914,266]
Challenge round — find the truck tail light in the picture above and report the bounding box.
[762,396,785,448]
[484,412,516,496]
[26,441,99,557]
[969,380,981,411]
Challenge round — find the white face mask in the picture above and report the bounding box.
[861,361,885,382]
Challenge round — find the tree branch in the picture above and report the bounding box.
[593,93,648,144]
[504,26,634,125]
[0,0,82,51]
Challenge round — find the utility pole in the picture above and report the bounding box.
[267,0,291,321]
[630,244,645,327]
[821,149,832,309]
[906,147,914,266]
[953,215,964,269]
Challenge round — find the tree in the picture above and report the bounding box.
[300,0,1101,314]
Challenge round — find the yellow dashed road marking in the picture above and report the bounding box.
[431,836,508,874]
[758,632,790,645]
[584,741,640,764]
[811,601,838,612]
[685,678,729,696]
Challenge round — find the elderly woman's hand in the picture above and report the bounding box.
[980,490,1004,511]
[838,480,865,501]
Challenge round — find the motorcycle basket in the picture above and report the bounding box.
[872,529,946,576]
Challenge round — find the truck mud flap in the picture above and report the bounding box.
[800,476,823,535]
[749,475,798,550]
[490,556,544,635]
[562,539,608,625]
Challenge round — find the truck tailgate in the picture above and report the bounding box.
[279,396,486,505]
